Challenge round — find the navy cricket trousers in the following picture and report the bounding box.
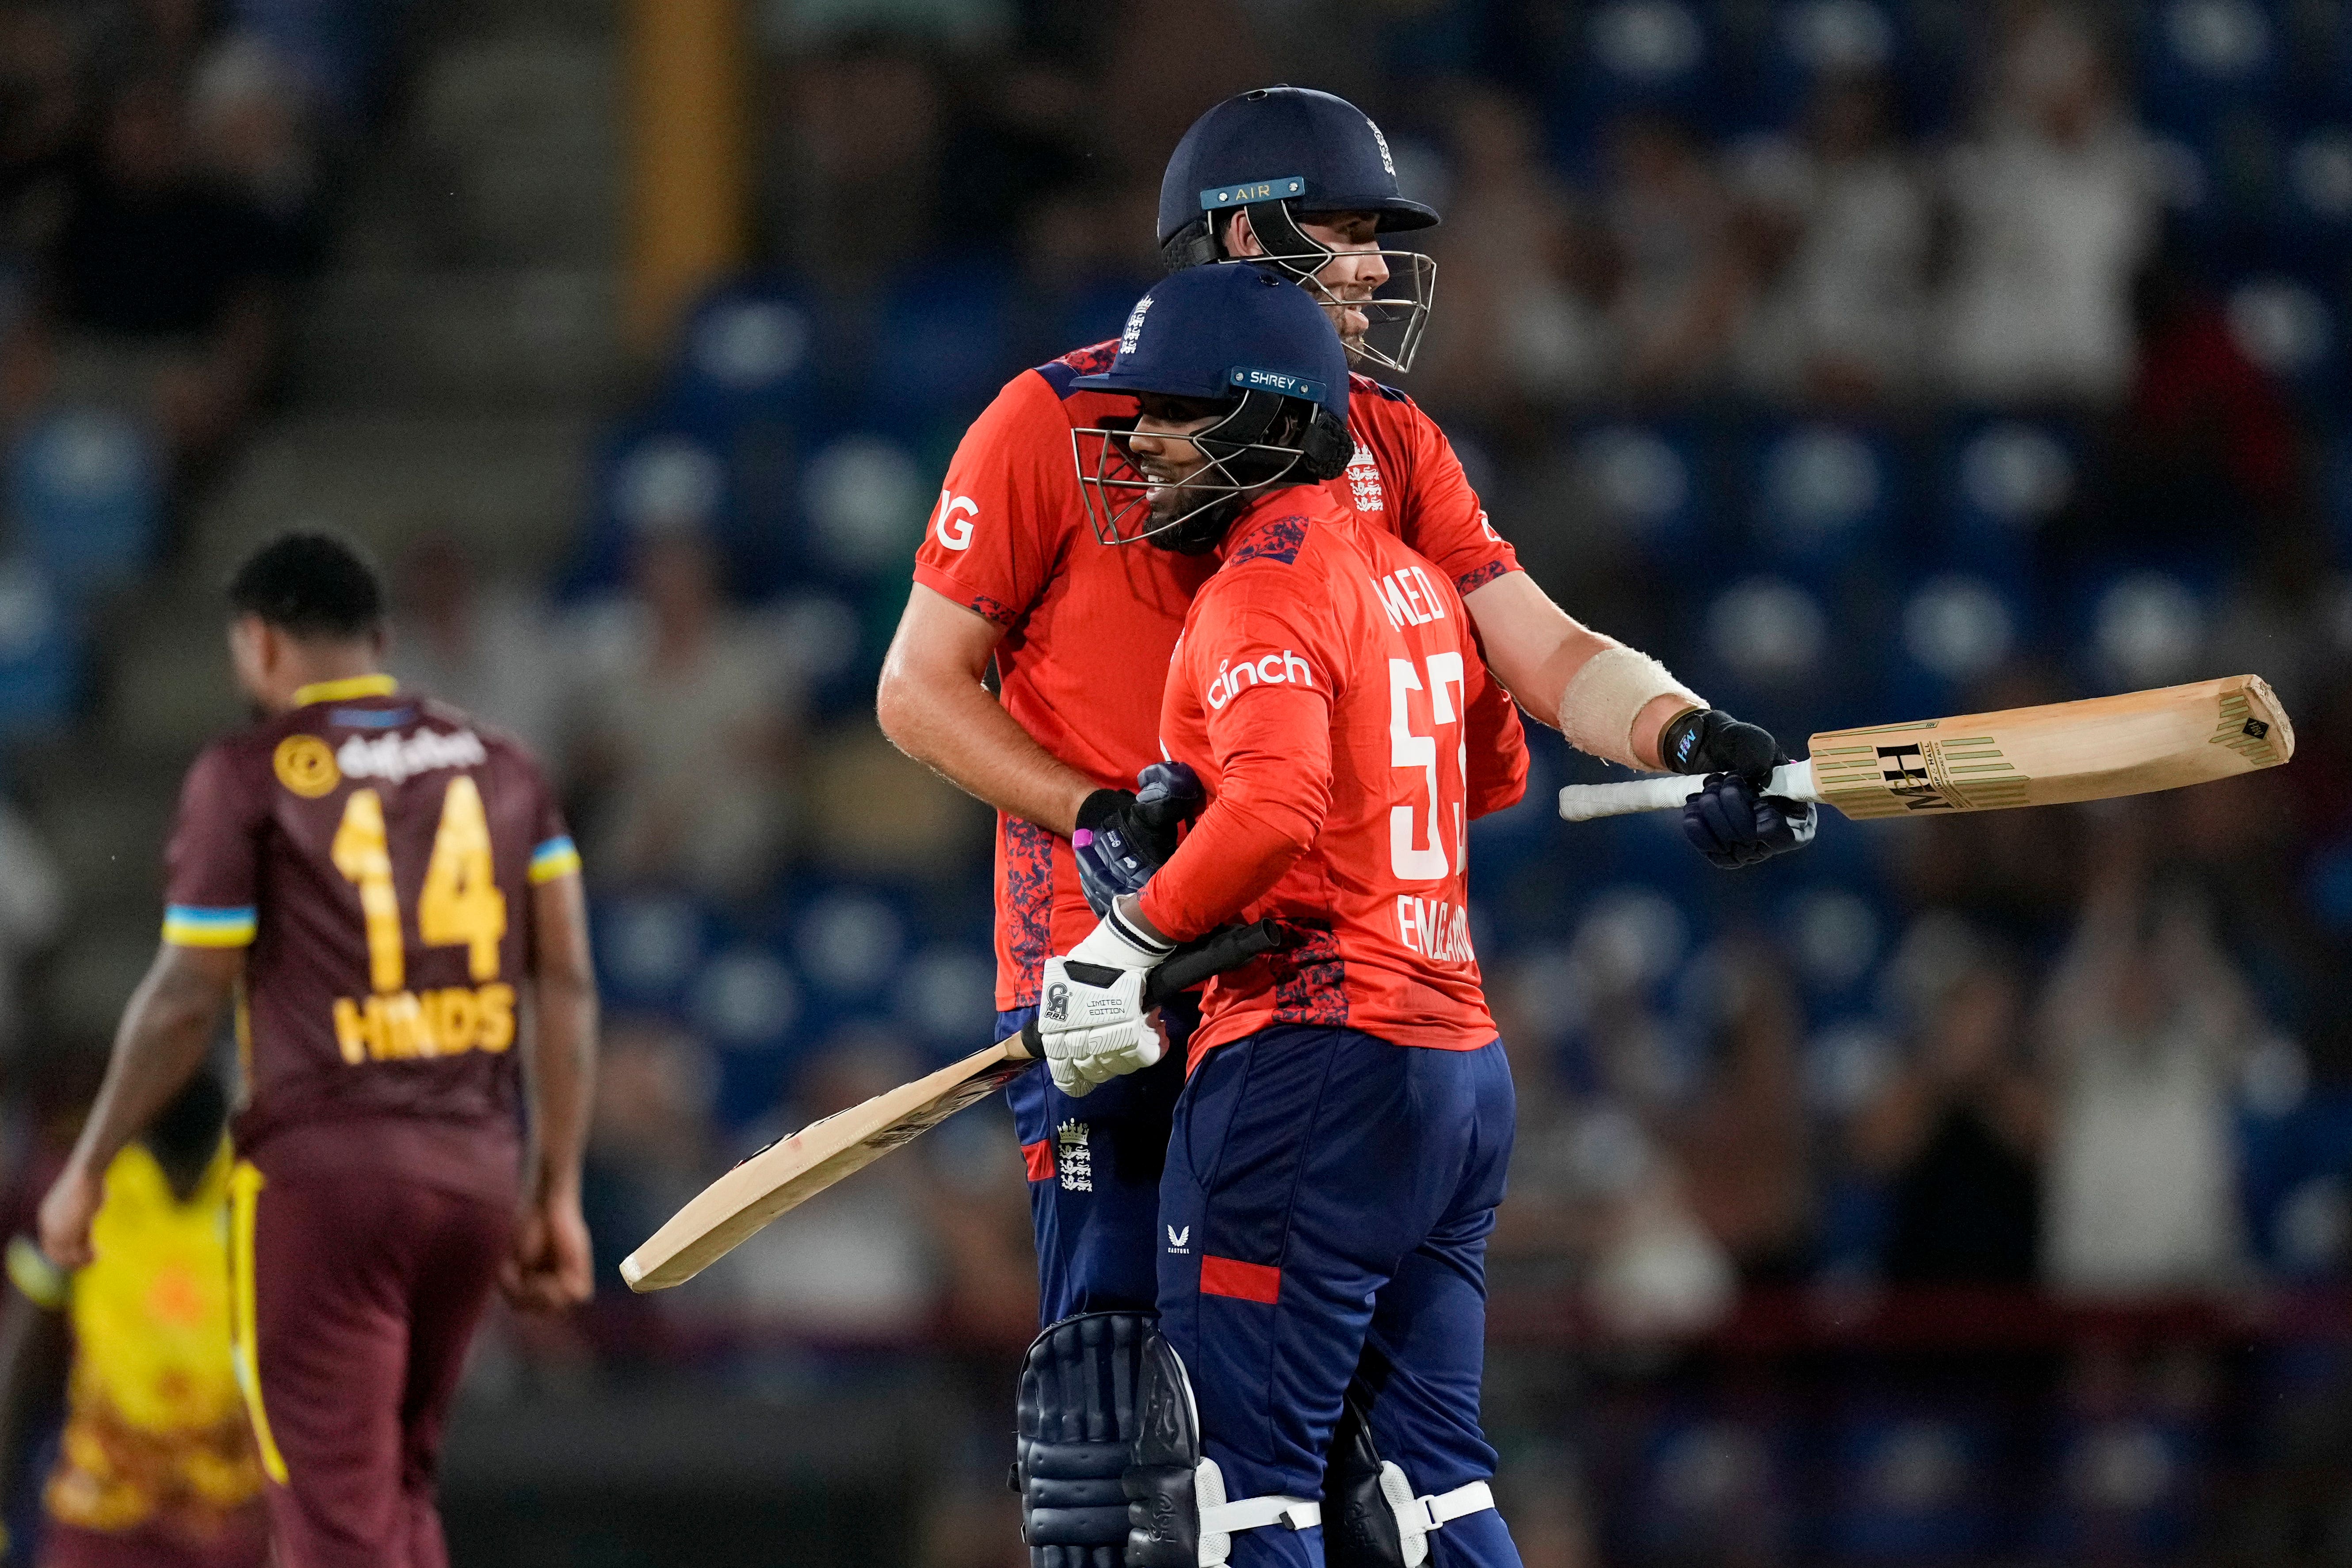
[1156,1026,1523,1568]
[1000,998,1198,1321]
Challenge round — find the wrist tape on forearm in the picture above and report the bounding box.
[1556,647,1704,769]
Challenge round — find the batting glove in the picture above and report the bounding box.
[1682,772,1817,869]
[1073,762,1206,917]
[1038,901,1174,1097]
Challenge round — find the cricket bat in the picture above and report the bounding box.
[1556,674,2293,823]
[620,918,1288,1292]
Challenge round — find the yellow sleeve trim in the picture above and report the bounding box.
[6,1236,67,1310]
[162,906,257,947]
[291,674,398,708]
[527,836,582,884]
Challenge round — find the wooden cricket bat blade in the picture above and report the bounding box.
[1556,675,2293,823]
[1804,672,2292,819]
[618,918,1287,1293]
[620,1038,1031,1291]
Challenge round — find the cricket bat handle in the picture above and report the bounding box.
[1009,917,1291,1061]
[1556,760,1819,823]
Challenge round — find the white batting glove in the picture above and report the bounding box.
[1039,900,1174,1098]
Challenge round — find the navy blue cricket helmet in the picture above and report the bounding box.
[1157,86,1440,376]
[1069,264,1354,553]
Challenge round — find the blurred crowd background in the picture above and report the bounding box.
[0,0,2349,1562]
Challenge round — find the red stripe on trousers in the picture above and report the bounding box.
[1200,1254,1281,1304]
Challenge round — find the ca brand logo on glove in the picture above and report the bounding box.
[1043,982,1069,1022]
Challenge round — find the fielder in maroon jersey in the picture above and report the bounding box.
[37,534,599,1568]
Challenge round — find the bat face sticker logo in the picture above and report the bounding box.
[1044,982,1069,1022]
[1876,744,1953,810]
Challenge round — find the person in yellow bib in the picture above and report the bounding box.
[0,1073,266,1568]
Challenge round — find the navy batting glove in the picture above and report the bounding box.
[1073,762,1206,916]
[1660,707,1780,785]
[1682,772,1817,870]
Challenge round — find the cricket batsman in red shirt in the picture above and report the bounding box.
[1036,261,1528,1568]
[882,86,1813,1568]
[36,534,598,1568]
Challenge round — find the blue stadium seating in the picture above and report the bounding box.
[2068,565,2214,692]
[2273,124,2352,259]
[1744,421,1903,584]
[5,409,160,599]
[1550,0,1726,152]
[866,261,1016,431]
[1879,571,2025,718]
[1777,882,1888,1015]
[689,938,818,1129]
[591,892,720,1015]
[797,432,932,588]
[665,276,821,430]
[1749,0,1909,132]
[1621,1411,1797,1563]
[1824,1410,1996,1560]
[2035,1416,2204,1561]
[1932,416,2078,588]
[0,557,78,738]
[2220,268,2347,404]
[566,420,739,597]
[1572,420,1715,561]
[2138,0,2284,137]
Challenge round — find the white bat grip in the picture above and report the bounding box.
[1557,760,1817,823]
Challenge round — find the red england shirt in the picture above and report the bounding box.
[909,340,1521,1011]
[1140,488,1529,1061]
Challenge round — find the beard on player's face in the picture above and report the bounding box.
[1226,209,1386,348]
[1129,394,1230,526]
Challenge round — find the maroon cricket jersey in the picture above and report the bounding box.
[161,676,579,1203]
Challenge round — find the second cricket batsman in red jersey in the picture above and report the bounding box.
[1142,490,1527,1062]
[1033,260,1529,1568]
[38,534,598,1568]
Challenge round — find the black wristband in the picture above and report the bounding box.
[1660,709,1711,774]
[1076,789,1128,833]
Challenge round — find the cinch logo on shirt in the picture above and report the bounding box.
[1396,895,1477,964]
[1373,565,1449,629]
[1206,649,1315,711]
[336,728,486,786]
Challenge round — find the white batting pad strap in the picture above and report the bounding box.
[1420,1480,1496,1526]
[1556,647,1703,769]
[1193,1457,1319,1568]
[1197,1496,1320,1534]
[1382,1464,1496,1568]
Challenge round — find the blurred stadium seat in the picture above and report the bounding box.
[1825,1410,1994,1560]
[0,558,78,737]
[6,409,160,598]
[1747,421,1901,581]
